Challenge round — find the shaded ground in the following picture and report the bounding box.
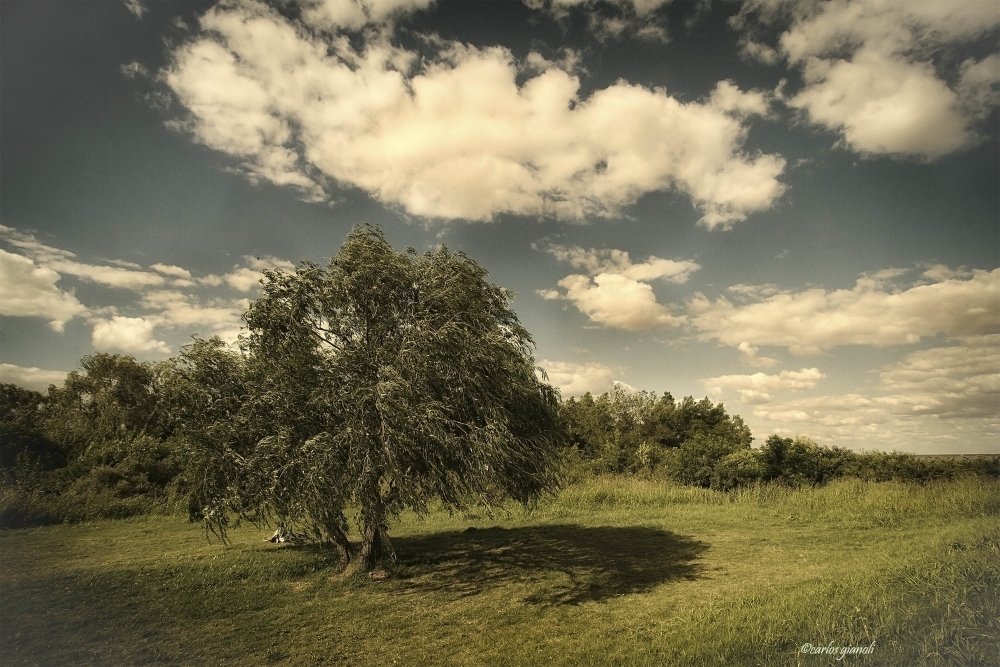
[388,524,708,604]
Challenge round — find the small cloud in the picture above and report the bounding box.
[922,264,973,282]
[150,263,192,279]
[120,61,149,79]
[222,255,295,292]
[123,0,147,20]
[92,316,170,355]
[738,341,778,369]
[536,359,622,397]
[740,40,779,65]
[540,243,698,331]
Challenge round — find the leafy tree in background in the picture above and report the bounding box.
[0,384,65,476]
[559,388,752,474]
[186,225,564,570]
[43,354,165,464]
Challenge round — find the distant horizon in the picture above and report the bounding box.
[1,0,997,455]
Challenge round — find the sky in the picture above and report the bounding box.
[1,0,998,454]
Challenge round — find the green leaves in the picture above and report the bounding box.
[185,225,564,568]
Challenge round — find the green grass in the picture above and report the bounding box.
[2,477,998,666]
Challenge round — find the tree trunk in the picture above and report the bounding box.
[329,524,353,571]
[359,522,384,570]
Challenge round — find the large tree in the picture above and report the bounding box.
[185,226,564,569]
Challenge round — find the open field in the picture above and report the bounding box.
[2,477,998,666]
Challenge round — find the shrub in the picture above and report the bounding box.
[674,433,749,488]
[713,449,765,490]
[759,435,843,486]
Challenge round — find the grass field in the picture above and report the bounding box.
[2,476,998,666]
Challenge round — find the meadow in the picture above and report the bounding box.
[2,476,998,666]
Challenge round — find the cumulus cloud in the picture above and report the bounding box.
[92,317,171,355]
[162,1,785,228]
[737,0,1000,160]
[553,273,685,330]
[690,267,1000,355]
[0,364,70,392]
[537,359,621,397]
[0,249,87,331]
[701,367,825,404]
[540,243,698,330]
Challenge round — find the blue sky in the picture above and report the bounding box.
[1,0,997,453]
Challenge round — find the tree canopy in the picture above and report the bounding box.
[558,387,753,474]
[181,225,564,569]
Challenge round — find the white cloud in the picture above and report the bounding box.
[874,335,1000,419]
[737,341,778,368]
[556,273,685,331]
[690,267,1000,356]
[0,364,70,392]
[526,0,672,42]
[121,61,149,79]
[1,226,165,290]
[542,244,701,283]
[92,317,171,355]
[789,49,971,159]
[123,0,147,20]
[738,0,1000,160]
[701,367,826,404]
[747,337,1000,452]
[0,249,87,331]
[302,0,435,31]
[957,53,1000,119]
[150,263,192,279]
[222,268,256,293]
[140,290,249,342]
[0,226,286,351]
[537,359,620,397]
[163,2,786,228]
[223,255,296,292]
[541,244,697,331]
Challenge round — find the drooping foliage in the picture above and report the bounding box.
[183,225,565,568]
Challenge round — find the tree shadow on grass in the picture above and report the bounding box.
[388,524,708,605]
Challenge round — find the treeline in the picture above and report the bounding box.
[558,387,999,488]
[1,353,193,527]
[2,353,997,528]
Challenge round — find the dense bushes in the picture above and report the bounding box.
[0,353,190,528]
[557,390,999,491]
[559,387,752,475]
[697,435,998,490]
